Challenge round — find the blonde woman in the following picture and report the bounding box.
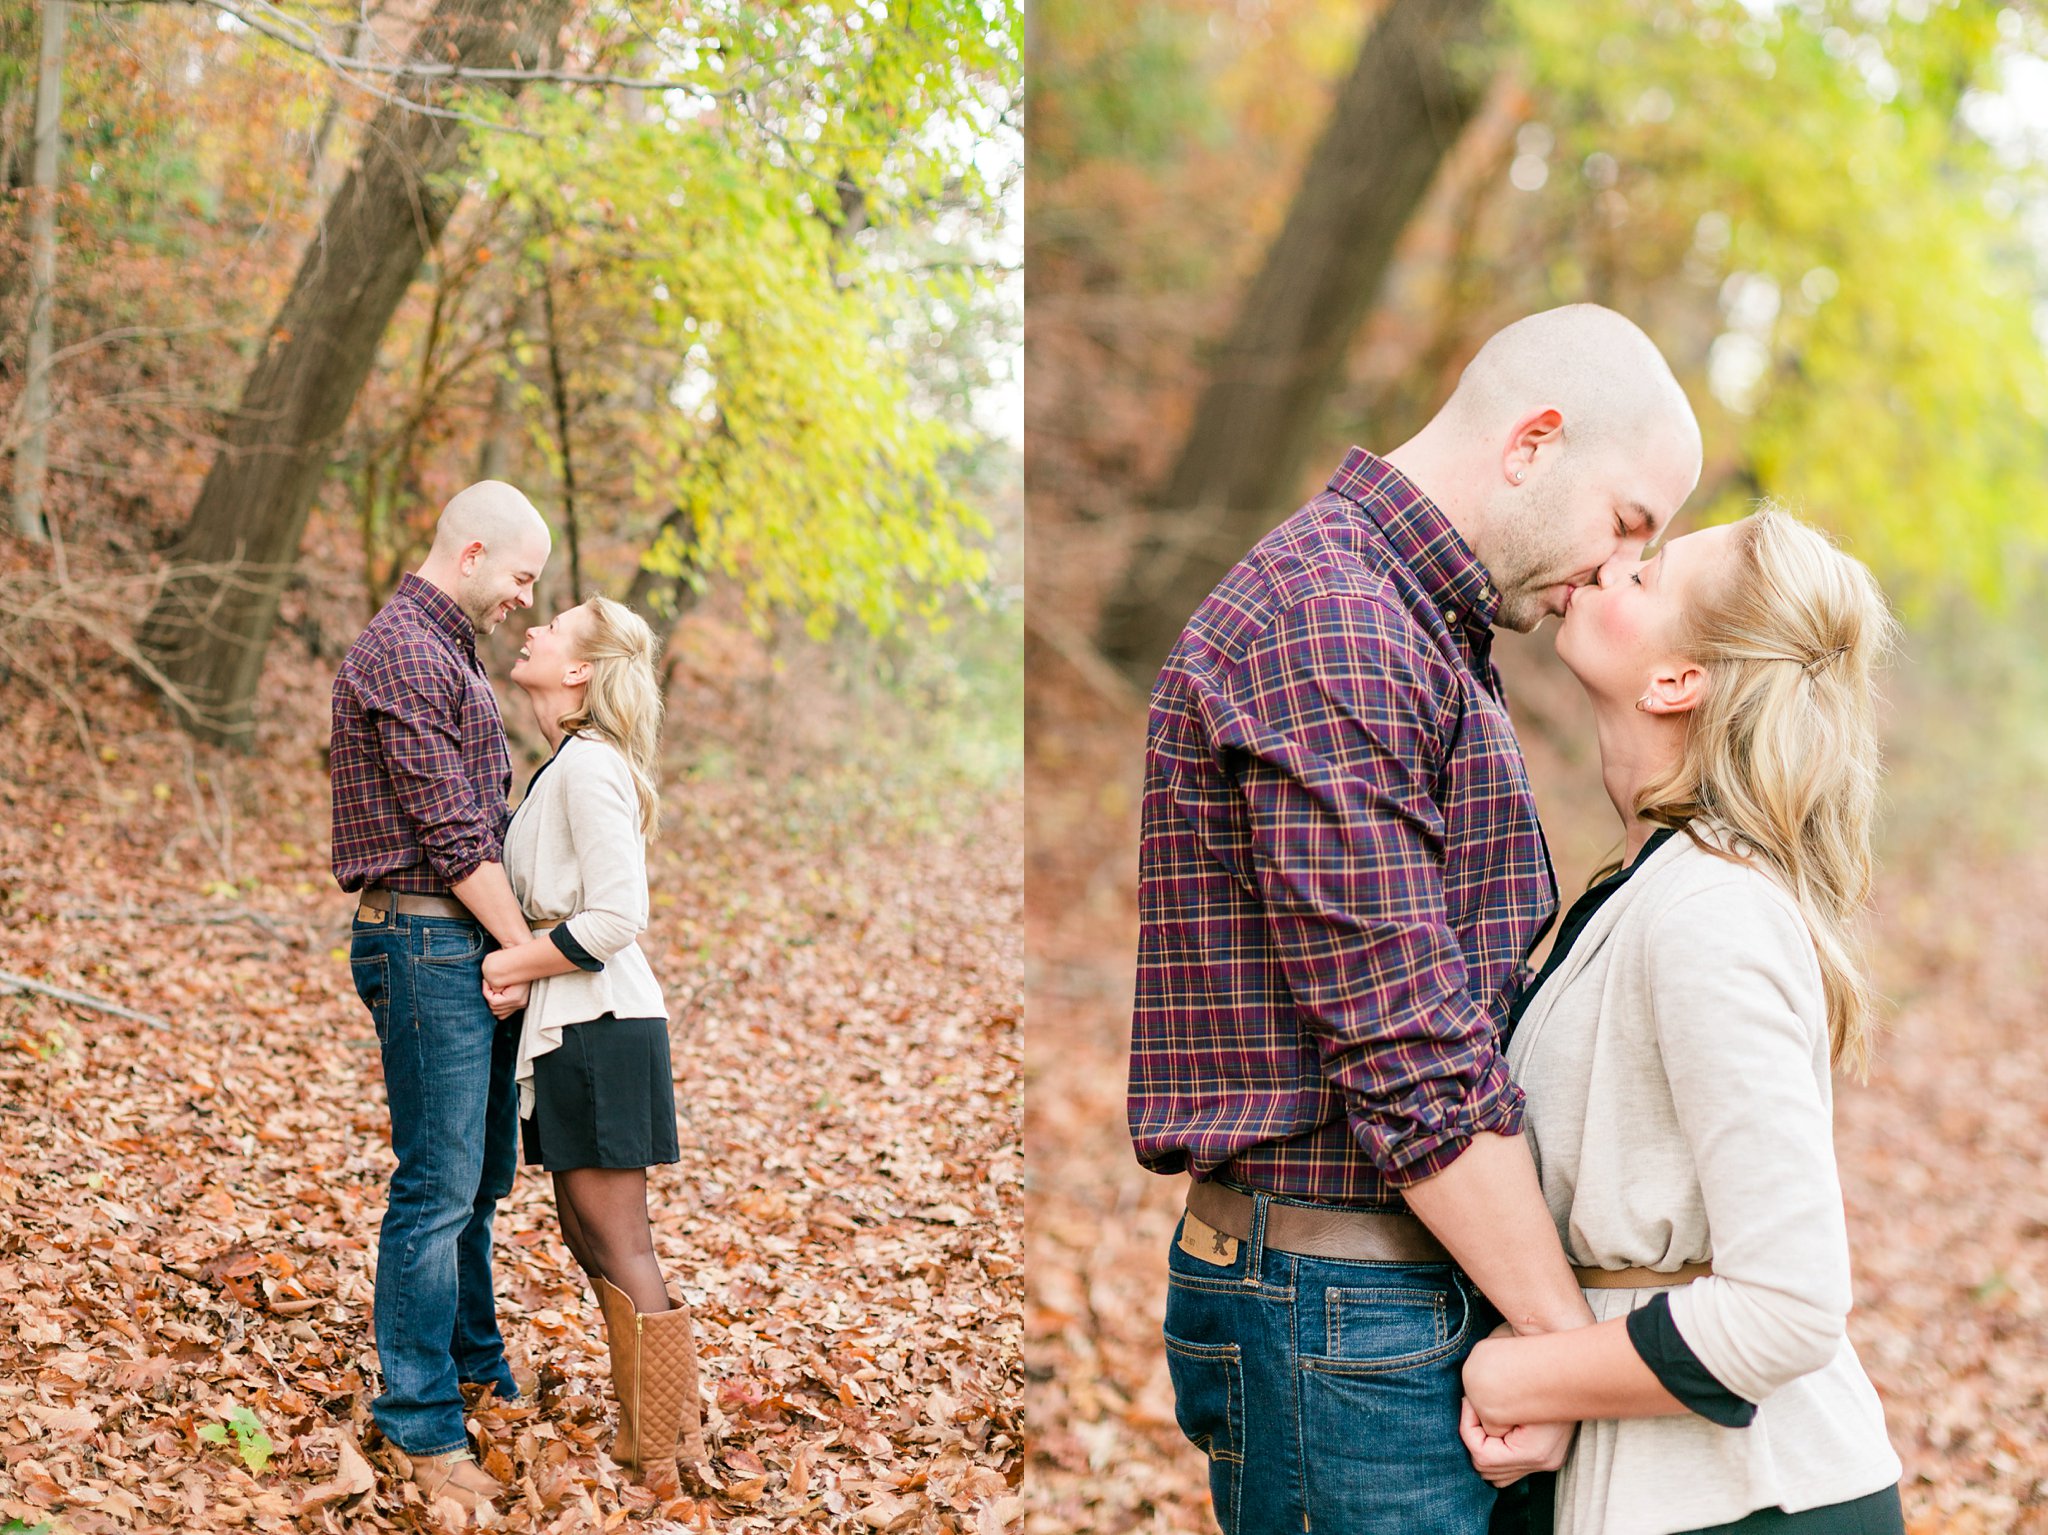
[479,595,707,1492]
[1460,508,1904,1534]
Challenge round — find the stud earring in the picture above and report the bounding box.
[1513,470,1525,483]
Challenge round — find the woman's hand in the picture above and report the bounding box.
[1458,1394,1575,1487]
[1460,1331,1576,1485]
[482,978,528,1019]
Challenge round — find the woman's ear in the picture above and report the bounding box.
[563,659,593,690]
[1641,659,1706,716]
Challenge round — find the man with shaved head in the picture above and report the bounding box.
[1128,306,1702,1531]
[330,480,553,1511]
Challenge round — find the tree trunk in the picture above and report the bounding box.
[10,0,64,544]
[540,262,582,603]
[0,0,40,194]
[476,290,529,484]
[133,0,570,748]
[623,503,702,695]
[301,17,365,201]
[1097,0,1494,679]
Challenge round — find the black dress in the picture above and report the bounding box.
[521,1010,680,1171]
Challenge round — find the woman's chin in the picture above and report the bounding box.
[1552,631,1598,695]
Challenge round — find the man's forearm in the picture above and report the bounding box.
[450,861,531,950]
[1400,1130,1593,1335]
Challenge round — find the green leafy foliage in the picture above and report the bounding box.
[1488,0,2048,613]
[197,1404,274,1474]
[25,1,1019,644]
[461,0,1019,637]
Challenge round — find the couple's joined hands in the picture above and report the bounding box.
[1460,1328,1575,1488]
[480,950,527,1019]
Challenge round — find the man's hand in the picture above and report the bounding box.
[1458,1396,1574,1487]
[483,978,528,1019]
[482,950,517,990]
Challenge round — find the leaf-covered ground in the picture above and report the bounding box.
[0,606,1022,1533]
[1024,632,2048,1535]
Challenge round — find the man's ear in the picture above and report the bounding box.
[1505,407,1565,483]
[460,540,488,574]
[1641,659,1706,715]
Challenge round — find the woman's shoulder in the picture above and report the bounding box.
[1634,826,1809,943]
[556,732,633,780]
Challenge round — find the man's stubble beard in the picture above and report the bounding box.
[1484,475,1582,636]
[455,572,504,636]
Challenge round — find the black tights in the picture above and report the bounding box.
[552,1167,672,1315]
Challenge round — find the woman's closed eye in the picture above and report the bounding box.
[1630,571,1644,587]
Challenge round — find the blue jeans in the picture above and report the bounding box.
[350,908,521,1456]
[1163,1194,1500,1535]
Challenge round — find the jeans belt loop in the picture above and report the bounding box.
[1245,1189,1270,1288]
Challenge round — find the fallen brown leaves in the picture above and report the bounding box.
[0,623,1021,1534]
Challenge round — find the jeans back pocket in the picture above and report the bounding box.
[351,950,393,1044]
[1163,1333,1245,1533]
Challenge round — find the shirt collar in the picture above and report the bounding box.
[1326,447,1500,633]
[395,571,480,654]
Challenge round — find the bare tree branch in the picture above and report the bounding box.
[0,969,169,1029]
[118,0,746,95]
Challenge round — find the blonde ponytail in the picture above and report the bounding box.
[1633,505,1899,1074]
[558,595,664,838]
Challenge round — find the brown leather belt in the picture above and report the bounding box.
[1187,1179,1452,1264]
[357,887,473,921]
[1573,1262,1714,1289]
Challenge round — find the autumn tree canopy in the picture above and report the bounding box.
[5,0,1021,744]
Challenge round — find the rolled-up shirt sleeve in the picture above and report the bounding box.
[549,925,605,972]
[356,641,501,887]
[560,747,650,963]
[1221,593,1523,1185]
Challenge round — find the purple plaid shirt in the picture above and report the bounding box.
[330,573,512,895]
[1127,449,1557,1205]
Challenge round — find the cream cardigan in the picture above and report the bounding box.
[1505,827,1900,1535]
[502,733,667,1118]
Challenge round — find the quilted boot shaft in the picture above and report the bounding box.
[632,1291,709,1491]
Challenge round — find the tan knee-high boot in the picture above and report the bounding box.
[595,1277,708,1489]
[594,1276,643,1472]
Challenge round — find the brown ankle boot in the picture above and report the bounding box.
[595,1278,708,1489]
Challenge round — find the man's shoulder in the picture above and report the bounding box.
[339,598,460,684]
[1210,495,1418,629]
[1180,504,1441,680]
